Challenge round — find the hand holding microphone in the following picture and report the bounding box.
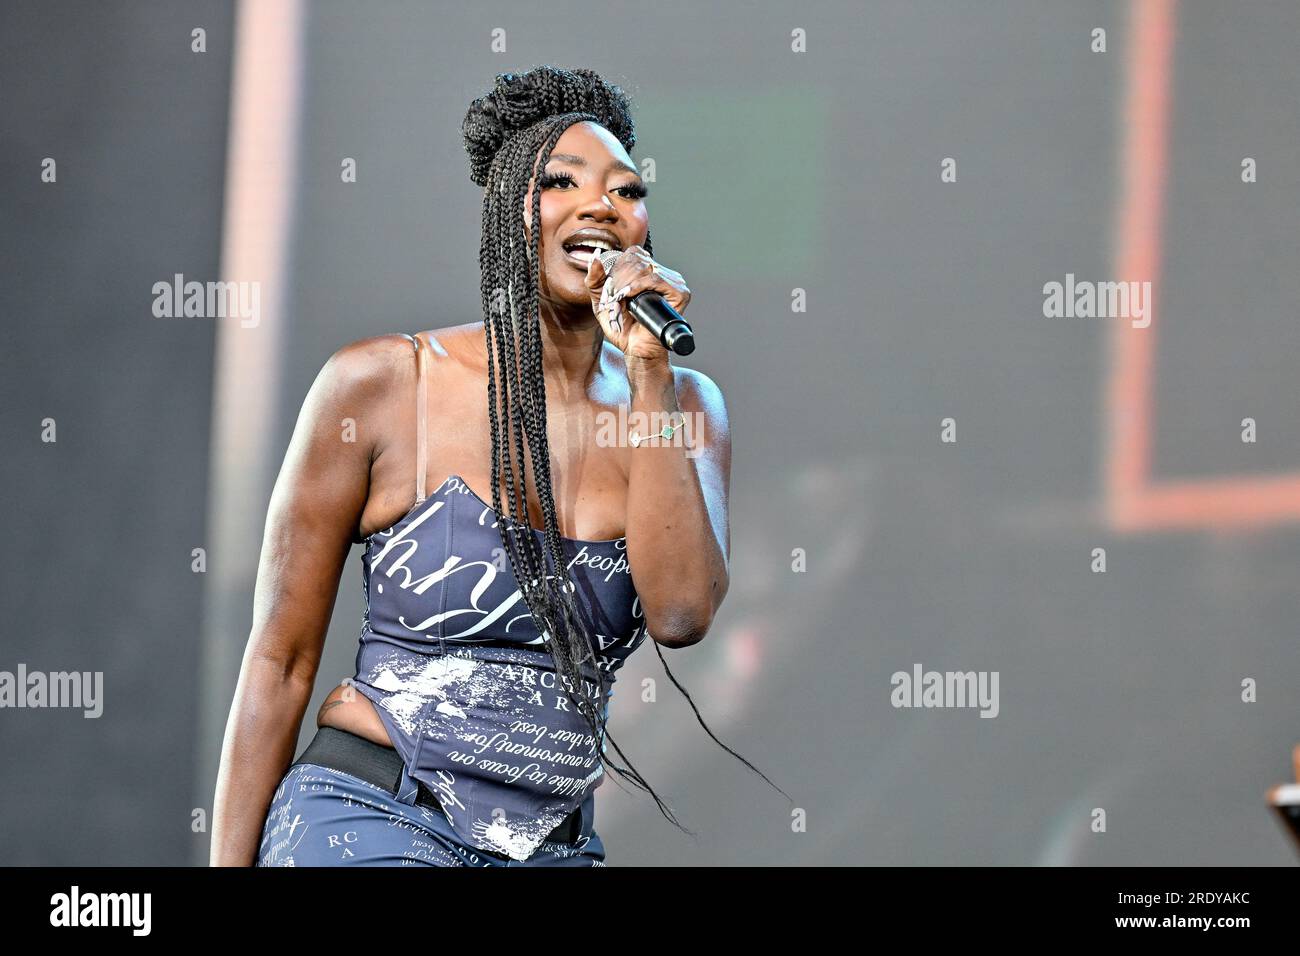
[584,245,696,357]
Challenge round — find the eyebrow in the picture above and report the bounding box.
[546,153,641,179]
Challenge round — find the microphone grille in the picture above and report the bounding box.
[597,248,623,273]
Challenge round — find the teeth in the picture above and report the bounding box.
[564,237,618,254]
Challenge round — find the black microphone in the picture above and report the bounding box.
[595,248,696,355]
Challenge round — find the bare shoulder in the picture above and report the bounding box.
[602,344,728,428]
[672,364,728,425]
[316,332,420,402]
[413,321,488,373]
[671,364,725,399]
[324,322,485,392]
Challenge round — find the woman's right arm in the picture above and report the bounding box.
[209,336,404,866]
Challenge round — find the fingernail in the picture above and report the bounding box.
[615,284,631,300]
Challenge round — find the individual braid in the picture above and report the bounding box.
[484,117,641,797]
[462,67,792,836]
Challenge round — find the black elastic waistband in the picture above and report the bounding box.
[293,725,414,800]
[290,726,582,845]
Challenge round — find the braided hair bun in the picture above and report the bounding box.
[461,66,638,187]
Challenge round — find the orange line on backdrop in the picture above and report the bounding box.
[196,0,306,866]
[1103,0,1300,531]
[1105,0,1175,508]
[1113,474,1300,532]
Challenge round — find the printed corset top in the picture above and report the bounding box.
[349,473,648,861]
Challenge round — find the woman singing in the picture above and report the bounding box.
[210,66,781,867]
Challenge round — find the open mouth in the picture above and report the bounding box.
[560,237,621,270]
[562,244,601,268]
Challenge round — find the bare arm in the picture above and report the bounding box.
[208,336,404,866]
[623,356,731,647]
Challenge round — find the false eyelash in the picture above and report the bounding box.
[538,169,650,200]
[537,170,576,189]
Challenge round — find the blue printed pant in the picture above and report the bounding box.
[256,763,607,867]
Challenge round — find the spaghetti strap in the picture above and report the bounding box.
[407,332,429,504]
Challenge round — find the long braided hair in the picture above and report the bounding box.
[461,66,790,833]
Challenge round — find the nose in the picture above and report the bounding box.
[578,190,619,221]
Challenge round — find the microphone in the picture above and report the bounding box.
[595,248,696,356]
